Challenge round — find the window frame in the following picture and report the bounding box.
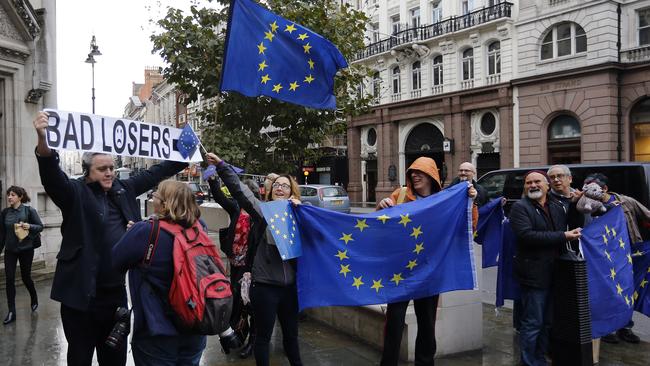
[432,55,444,86]
[487,41,501,75]
[638,8,650,46]
[540,22,588,61]
[462,48,474,81]
[411,61,422,91]
[410,7,421,28]
[392,66,401,95]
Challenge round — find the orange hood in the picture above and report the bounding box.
[405,157,442,195]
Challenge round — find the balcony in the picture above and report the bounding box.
[621,45,650,63]
[410,89,422,98]
[353,2,513,61]
[431,85,444,95]
[485,73,501,85]
[391,93,402,102]
[461,79,475,90]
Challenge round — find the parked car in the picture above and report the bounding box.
[299,185,351,213]
[185,182,206,204]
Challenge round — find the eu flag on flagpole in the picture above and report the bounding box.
[580,206,634,339]
[475,197,505,268]
[293,183,476,311]
[495,218,519,307]
[220,0,348,110]
[176,124,200,159]
[259,200,303,260]
[632,241,650,317]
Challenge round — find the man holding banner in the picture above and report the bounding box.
[32,111,187,366]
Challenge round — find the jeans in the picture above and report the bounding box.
[4,249,37,312]
[131,334,206,366]
[519,286,552,366]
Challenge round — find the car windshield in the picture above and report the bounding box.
[322,187,347,197]
[300,187,318,196]
[187,183,201,193]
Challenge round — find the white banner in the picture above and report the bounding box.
[43,109,202,162]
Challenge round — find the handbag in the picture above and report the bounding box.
[14,223,29,241]
[20,206,42,249]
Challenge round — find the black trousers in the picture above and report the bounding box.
[60,300,127,366]
[250,282,302,366]
[4,249,37,312]
[380,295,439,366]
[230,266,255,340]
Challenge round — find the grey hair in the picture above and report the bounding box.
[243,179,261,200]
[547,164,571,177]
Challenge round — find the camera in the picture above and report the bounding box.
[105,307,131,349]
[219,327,243,354]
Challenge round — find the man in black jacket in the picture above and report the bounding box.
[509,171,582,366]
[450,162,489,207]
[33,111,187,366]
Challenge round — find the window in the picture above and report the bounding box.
[431,1,442,23]
[432,55,443,85]
[481,112,496,135]
[462,0,474,15]
[412,61,422,90]
[391,15,401,35]
[462,48,474,80]
[639,9,650,45]
[547,115,581,164]
[367,128,377,146]
[487,41,501,75]
[371,22,380,43]
[410,7,421,28]
[540,22,587,60]
[372,72,381,99]
[392,66,401,94]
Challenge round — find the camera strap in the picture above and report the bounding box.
[142,217,161,266]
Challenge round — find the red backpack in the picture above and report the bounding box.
[144,217,233,335]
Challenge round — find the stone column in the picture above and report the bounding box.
[347,124,362,203]
[499,103,514,169]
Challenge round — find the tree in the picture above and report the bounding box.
[151,0,370,173]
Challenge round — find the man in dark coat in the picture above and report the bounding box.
[32,111,187,366]
[450,162,489,207]
[509,171,582,366]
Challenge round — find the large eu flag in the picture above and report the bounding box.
[580,206,634,338]
[293,183,476,310]
[632,241,650,317]
[220,0,348,109]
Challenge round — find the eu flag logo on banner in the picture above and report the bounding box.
[220,0,348,109]
[580,206,634,339]
[176,124,200,159]
[475,197,505,268]
[259,200,302,260]
[632,241,650,317]
[293,183,476,310]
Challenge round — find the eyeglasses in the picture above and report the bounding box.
[272,182,291,190]
[548,174,567,181]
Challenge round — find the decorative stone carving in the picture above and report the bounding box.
[497,25,509,39]
[25,80,51,104]
[0,4,23,40]
[11,0,41,39]
[0,45,29,62]
[360,126,378,159]
[470,109,500,157]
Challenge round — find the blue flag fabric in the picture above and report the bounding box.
[632,241,650,317]
[475,197,505,268]
[292,183,476,310]
[580,206,634,339]
[220,0,348,109]
[202,165,217,180]
[176,124,200,159]
[495,218,520,307]
[259,200,303,260]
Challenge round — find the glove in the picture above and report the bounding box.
[219,327,243,354]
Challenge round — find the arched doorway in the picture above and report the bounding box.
[630,98,650,161]
[547,115,581,164]
[404,123,445,183]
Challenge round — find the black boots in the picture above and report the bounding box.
[3,312,16,325]
[239,335,254,359]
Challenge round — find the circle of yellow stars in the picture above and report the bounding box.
[601,224,635,308]
[334,211,426,294]
[257,20,316,95]
[268,210,297,249]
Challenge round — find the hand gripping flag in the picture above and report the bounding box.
[176,124,200,159]
[632,241,650,317]
[580,206,634,338]
[220,0,348,109]
[288,183,476,311]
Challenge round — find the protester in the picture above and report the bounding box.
[0,186,43,325]
[376,157,477,366]
[112,180,208,365]
[450,161,488,207]
[509,171,582,366]
[207,153,303,366]
[262,173,279,201]
[32,111,187,366]
[582,173,650,344]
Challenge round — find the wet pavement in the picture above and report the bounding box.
[1,278,650,365]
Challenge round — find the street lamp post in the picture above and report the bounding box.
[84,35,102,114]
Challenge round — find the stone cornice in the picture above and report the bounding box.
[0,43,29,62]
[7,0,41,39]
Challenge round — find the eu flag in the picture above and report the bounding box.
[176,123,200,159]
[475,197,505,268]
[580,206,634,338]
[632,241,650,317]
[259,200,302,260]
[293,183,476,310]
[495,218,519,307]
[220,0,348,109]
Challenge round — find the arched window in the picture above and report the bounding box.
[630,98,650,161]
[462,48,474,80]
[412,61,422,90]
[487,41,501,75]
[392,66,401,95]
[541,22,587,60]
[547,115,581,164]
[432,55,443,85]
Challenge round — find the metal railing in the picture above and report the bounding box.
[353,2,513,61]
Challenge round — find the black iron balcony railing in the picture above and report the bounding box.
[353,2,513,61]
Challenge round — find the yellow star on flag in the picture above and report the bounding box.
[257,42,267,54]
[264,31,274,42]
[272,83,283,93]
[258,60,268,71]
[274,213,280,218]
[627,254,633,264]
[641,279,649,288]
[304,74,314,83]
[339,264,351,277]
[307,58,315,69]
[282,234,288,239]
[634,291,639,301]
[281,217,286,222]
[303,43,312,54]
[603,235,608,245]
[377,215,390,224]
[284,24,296,33]
[609,268,617,280]
[289,81,300,91]
[625,295,630,306]
[390,273,404,286]
[647,266,650,273]
[335,250,349,261]
[619,238,626,250]
[398,214,412,227]
[355,219,369,232]
[634,250,643,257]
[352,276,364,289]
[298,33,309,40]
[605,225,610,236]
[410,226,423,239]
[269,21,279,32]
[604,250,612,262]
[339,233,353,244]
[275,229,280,235]
[612,228,617,237]
[616,283,623,296]
[413,243,424,254]
[406,259,418,270]
[371,279,384,293]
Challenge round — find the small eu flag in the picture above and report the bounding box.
[220,0,348,109]
[580,206,634,338]
[259,200,302,260]
[632,241,650,317]
[475,197,505,268]
[176,124,200,159]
